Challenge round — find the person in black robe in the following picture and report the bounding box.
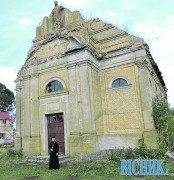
[49,136,60,169]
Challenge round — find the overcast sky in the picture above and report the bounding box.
[0,0,173,107]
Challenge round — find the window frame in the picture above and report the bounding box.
[2,119,7,124]
[45,80,64,93]
[110,77,129,89]
[0,133,5,139]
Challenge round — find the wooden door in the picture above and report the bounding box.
[47,113,65,155]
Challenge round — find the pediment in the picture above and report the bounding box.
[33,37,83,59]
[22,36,84,69]
[20,4,145,73]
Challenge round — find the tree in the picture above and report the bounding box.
[0,82,15,112]
[153,97,174,151]
[152,97,169,134]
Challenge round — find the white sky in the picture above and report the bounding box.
[0,0,173,107]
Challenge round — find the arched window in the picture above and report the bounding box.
[45,80,64,93]
[112,78,128,88]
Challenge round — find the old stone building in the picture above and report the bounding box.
[15,2,166,157]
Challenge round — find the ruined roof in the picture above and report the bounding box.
[19,2,166,90]
[24,2,145,62]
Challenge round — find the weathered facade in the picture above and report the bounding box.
[15,2,167,157]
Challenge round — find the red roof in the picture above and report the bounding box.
[0,112,15,123]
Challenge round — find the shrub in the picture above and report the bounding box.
[0,148,8,156]
[153,97,174,151]
[105,138,165,162]
[124,147,135,159]
[105,149,126,162]
[7,149,23,158]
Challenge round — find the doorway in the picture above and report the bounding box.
[46,113,65,155]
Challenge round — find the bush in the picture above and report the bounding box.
[0,148,8,156]
[7,149,23,158]
[153,97,174,151]
[105,148,136,161]
[105,149,125,162]
[109,151,121,162]
[124,147,135,159]
[105,138,165,162]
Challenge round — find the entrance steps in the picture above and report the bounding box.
[21,154,75,165]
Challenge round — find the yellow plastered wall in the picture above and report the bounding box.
[22,136,40,155]
[39,68,69,96]
[100,64,143,134]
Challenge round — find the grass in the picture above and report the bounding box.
[0,155,174,180]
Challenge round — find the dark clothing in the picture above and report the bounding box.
[49,141,60,169]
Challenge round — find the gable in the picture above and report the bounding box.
[17,3,165,91]
[22,36,84,70]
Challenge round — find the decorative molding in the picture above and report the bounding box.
[23,75,31,81]
[47,102,60,112]
[135,58,167,93]
[91,32,128,44]
[65,63,76,70]
[107,84,132,91]
[15,87,22,92]
[39,90,69,99]
[30,74,39,79]
[70,130,97,136]
[134,59,148,69]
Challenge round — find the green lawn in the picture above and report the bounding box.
[0,156,173,180]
